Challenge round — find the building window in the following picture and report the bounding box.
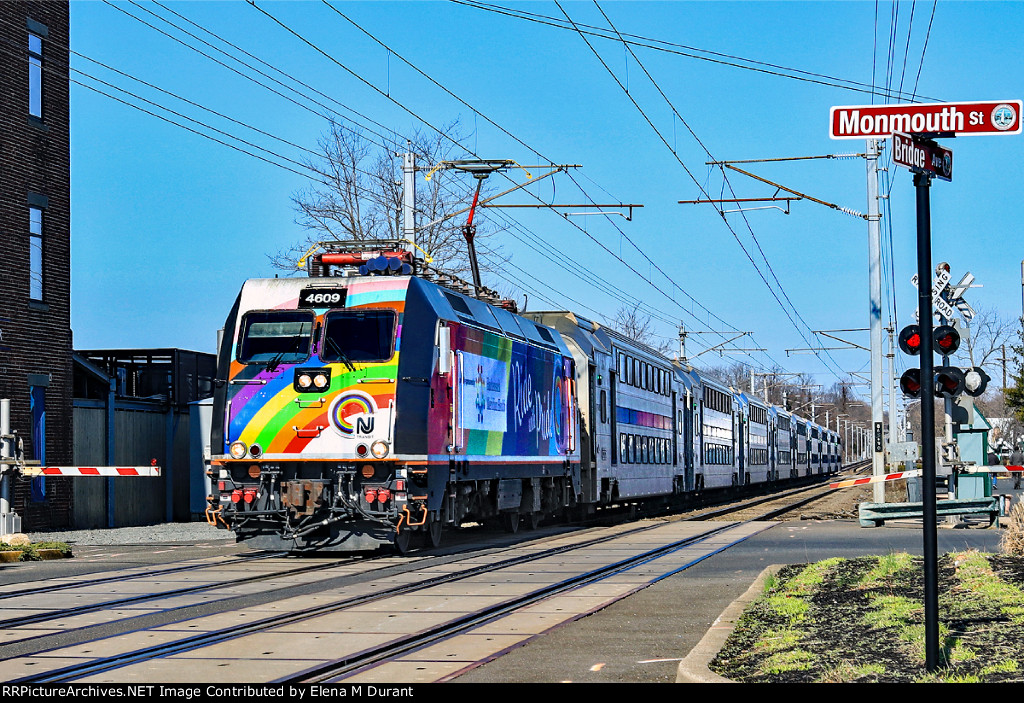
[29,32,42,119]
[29,207,43,300]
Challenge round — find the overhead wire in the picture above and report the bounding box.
[563,0,840,379]
[318,0,751,345]
[450,0,941,103]
[112,1,706,350]
[66,1,678,347]
[248,0,762,361]
[75,0,852,369]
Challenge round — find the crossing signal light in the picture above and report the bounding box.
[933,367,966,398]
[964,367,991,397]
[898,325,922,355]
[900,368,923,398]
[933,325,960,357]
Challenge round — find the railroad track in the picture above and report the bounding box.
[8,518,774,682]
[0,551,378,642]
[2,462,874,683]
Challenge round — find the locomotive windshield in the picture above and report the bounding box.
[321,309,396,363]
[236,310,314,364]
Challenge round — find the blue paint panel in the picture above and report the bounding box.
[30,385,45,502]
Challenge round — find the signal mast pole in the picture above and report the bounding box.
[914,170,940,671]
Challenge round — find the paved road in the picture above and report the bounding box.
[452,519,1005,683]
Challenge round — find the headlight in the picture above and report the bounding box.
[297,374,313,389]
[313,373,329,388]
[249,443,263,459]
[229,441,247,459]
[371,440,390,459]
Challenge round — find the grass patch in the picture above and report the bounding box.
[0,540,72,561]
[710,552,1024,683]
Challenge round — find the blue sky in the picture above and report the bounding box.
[68,1,1024,397]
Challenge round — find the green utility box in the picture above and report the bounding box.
[956,473,992,500]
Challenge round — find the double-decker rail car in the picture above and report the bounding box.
[742,393,772,485]
[824,430,840,474]
[794,418,810,476]
[771,406,796,479]
[210,272,580,552]
[522,312,684,508]
[693,374,739,489]
[810,423,822,475]
[208,249,850,553]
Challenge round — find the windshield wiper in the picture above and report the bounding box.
[265,336,304,372]
[325,336,357,372]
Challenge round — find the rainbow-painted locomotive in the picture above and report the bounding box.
[208,244,839,552]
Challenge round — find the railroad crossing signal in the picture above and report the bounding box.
[897,323,971,398]
[897,324,960,357]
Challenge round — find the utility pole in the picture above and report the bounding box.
[402,148,416,256]
[888,326,897,465]
[866,138,886,502]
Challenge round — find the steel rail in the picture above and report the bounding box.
[15,517,743,683]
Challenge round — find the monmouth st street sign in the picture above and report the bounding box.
[830,100,1022,139]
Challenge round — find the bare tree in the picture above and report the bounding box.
[608,304,674,355]
[960,305,1017,383]
[701,361,750,391]
[272,119,499,277]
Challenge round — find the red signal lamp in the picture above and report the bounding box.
[933,367,966,398]
[899,369,923,398]
[898,325,922,356]
[932,325,960,357]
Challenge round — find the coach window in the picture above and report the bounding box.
[600,390,608,423]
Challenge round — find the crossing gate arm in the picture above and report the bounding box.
[831,466,1024,488]
[960,465,1024,474]
[20,465,162,477]
[830,470,922,489]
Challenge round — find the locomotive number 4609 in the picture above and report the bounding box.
[299,289,347,308]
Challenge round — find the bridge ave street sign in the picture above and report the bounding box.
[830,100,1022,139]
[892,133,953,181]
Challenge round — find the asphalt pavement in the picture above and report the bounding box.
[452,518,1006,683]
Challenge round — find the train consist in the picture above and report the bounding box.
[208,246,840,552]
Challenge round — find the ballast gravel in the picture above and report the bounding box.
[25,521,230,545]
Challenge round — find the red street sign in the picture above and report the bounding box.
[830,100,1022,139]
[892,133,953,182]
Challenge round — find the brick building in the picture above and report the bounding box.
[0,1,73,530]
